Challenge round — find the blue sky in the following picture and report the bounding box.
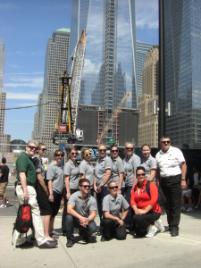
[0,0,158,142]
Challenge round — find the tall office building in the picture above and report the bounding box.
[161,0,201,149]
[0,42,4,91]
[69,0,136,108]
[0,42,10,153]
[69,0,137,143]
[136,42,153,98]
[33,29,70,151]
[138,47,159,147]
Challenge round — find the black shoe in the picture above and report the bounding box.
[170,227,179,237]
[39,241,57,248]
[66,239,74,248]
[86,236,96,243]
[16,240,34,248]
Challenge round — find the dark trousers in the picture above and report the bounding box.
[96,187,108,220]
[65,215,97,240]
[124,186,132,228]
[62,189,78,233]
[160,175,181,230]
[132,212,160,237]
[102,218,127,240]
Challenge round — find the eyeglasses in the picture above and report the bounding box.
[81,185,90,189]
[111,149,118,153]
[28,145,37,151]
[161,140,170,144]
[109,186,118,189]
[137,173,145,177]
[99,149,106,152]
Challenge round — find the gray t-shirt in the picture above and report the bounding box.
[46,161,63,194]
[68,191,97,217]
[64,159,80,190]
[110,156,124,183]
[102,194,129,216]
[79,159,94,186]
[123,154,141,187]
[94,156,112,186]
[140,155,157,175]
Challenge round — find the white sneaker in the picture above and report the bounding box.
[186,207,193,212]
[146,225,158,238]
[155,219,165,232]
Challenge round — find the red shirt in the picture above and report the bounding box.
[130,180,161,214]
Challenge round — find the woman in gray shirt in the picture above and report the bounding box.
[62,147,80,234]
[79,148,95,195]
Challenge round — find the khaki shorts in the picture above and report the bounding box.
[0,182,8,196]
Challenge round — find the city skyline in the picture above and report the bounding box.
[0,0,158,141]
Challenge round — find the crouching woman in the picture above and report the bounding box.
[101,181,129,241]
[130,166,161,237]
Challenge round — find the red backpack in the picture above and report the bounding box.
[14,203,33,233]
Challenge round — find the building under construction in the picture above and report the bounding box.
[77,105,138,146]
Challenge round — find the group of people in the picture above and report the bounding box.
[13,136,187,248]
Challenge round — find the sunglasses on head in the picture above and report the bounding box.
[161,140,170,144]
[137,173,145,177]
[81,185,90,189]
[109,186,118,190]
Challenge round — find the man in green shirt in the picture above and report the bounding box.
[13,141,57,248]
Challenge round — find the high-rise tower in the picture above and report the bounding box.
[69,0,137,109]
[33,29,70,150]
[160,0,201,149]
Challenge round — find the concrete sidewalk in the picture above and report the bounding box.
[1,212,201,268]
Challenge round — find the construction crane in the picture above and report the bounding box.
[96,92,132,145]
[52,31,86,145]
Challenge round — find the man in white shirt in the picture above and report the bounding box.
[156,136,187,237]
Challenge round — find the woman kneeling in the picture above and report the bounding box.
[130,166,161,238]
[101,181,129,241]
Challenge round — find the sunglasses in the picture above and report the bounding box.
[126,147,133,150]
[109,186,118,189]
[71,152,77,156]
[81,185,90,189]
[41,148,47,151]
[56,153,64,157]
[161,140,170,144]
[28,145,37,150]
[85,153,91,157]
[111,149,118,153]
[99,149,106,152]
[137,173,145,177]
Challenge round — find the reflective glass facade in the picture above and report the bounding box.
[163,0,201,148]
[69,0,137,110]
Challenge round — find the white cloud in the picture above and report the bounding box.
[6,92,39,100]
[83,59,101,75]
[5,74,43,89]
[135,0,158,30]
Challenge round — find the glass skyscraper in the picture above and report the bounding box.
[162,0,201,149]
[69,0,137,110]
